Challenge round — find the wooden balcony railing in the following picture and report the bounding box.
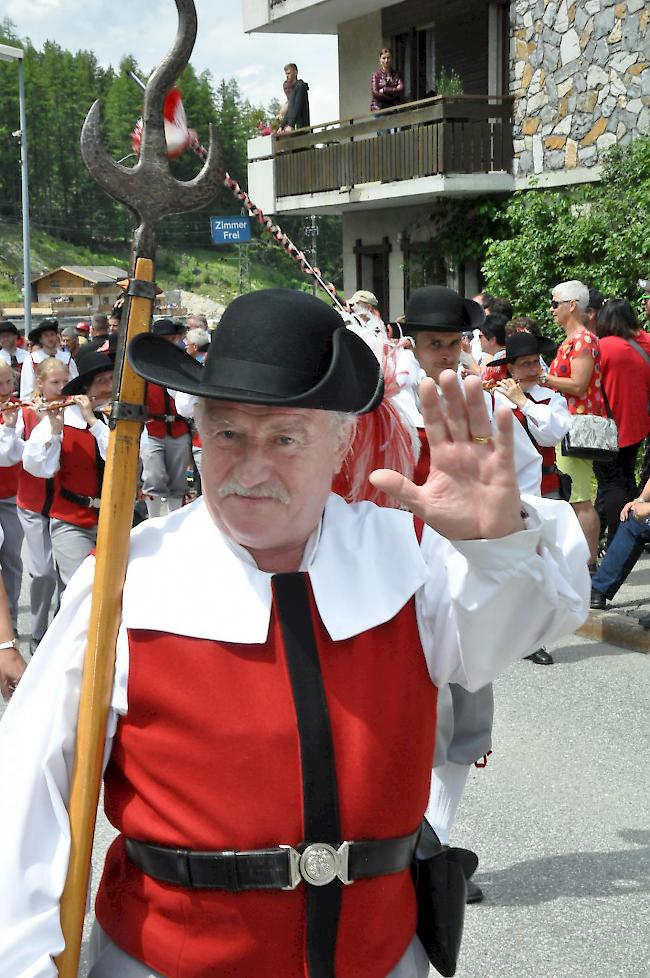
[269,95,513,198]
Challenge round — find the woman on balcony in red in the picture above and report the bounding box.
[370,47,404,113]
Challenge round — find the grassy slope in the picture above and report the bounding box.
[0,219,304,307]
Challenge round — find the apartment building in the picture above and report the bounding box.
[246,0,649,317]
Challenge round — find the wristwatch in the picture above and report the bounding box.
[0,639,18,651]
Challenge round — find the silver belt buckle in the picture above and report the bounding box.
[280,841,353,889]
[90,497,101,509]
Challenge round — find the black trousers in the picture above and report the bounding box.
[594,440,642,547]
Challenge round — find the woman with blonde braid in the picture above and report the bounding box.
[0,358,70,653]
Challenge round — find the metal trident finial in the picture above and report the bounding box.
[80,0,223,258]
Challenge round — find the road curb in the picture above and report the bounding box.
[577,610,650,654]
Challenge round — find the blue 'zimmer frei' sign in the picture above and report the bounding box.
[210,216,252,245]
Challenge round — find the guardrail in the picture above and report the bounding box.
[266,95,513,197]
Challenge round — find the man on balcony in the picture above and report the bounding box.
[278,63,310,132]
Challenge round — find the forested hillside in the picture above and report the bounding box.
[0,17,342,303]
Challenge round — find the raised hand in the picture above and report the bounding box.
[369,371,524,540]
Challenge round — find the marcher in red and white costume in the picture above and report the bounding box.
[0,358,70,652]
[0,291,588,978]
[141,319,192,517]
[399,287,544,901]
[0,320,29,376]
[22,353,113,588]
[19,319,78,401]
[0,361,24,631]
[491,331,571,500]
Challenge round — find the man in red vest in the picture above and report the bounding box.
[0,290,588,978]
[141,318,192,517]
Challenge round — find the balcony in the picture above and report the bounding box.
[248,95,514,215]
[243,0,396,34]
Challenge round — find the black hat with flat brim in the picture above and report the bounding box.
[127,289,383,414]
[62,351,114,395]
[0,321,20,337]
[28,318,59,345]
[152,318,186,337]
[403,286,485,335]
[487,331,558,367]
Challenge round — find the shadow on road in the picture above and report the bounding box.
[476,830,650,906]
[553,642,633,664]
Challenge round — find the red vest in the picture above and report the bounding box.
[49,423,104,527]
[146,384,191,440]
[96,577,437,978]
[17,407,56,515]
[513,402,560,497]
[0,416,20,499]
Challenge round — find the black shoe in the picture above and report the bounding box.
[590,588,606,610]
[525,648,554,665]
[466,878,484,903]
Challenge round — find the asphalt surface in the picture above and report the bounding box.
[2,562,649,977]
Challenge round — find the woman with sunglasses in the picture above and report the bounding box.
[541,280,605,573]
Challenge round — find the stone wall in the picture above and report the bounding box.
[511,0,649,176]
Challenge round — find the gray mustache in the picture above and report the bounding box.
[217,480,291,505]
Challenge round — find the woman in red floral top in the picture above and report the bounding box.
[542,280,604,570]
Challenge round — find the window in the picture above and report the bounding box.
[394,23,436,103]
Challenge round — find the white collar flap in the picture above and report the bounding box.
[122,495,430,643]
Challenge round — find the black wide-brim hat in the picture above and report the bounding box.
[487,331,558,367]
[0,321,19,337]
[128,289,383,414]
[62,351,114,395]
[403,286,485,335]
[152,318,186,337]
[28,318,59,345]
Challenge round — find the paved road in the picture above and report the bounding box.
[3,582,649,977]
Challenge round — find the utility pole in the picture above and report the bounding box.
[0,44,31,330]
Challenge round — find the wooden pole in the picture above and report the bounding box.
[55,257,154,977]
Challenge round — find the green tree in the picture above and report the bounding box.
[482,136,650,331]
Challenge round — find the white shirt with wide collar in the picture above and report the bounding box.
[19,348,78,400]
[493,383,571,448]
[0,493,589,977]
[0,346,28,366]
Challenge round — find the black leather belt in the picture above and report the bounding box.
[124,828,419,892]
[60,487,101,509]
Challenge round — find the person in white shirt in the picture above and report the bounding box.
[491,330,571,500]
[19,318,78,401]
[0,290,588,978]
[22,352,112,587]
[0,320,29,374]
